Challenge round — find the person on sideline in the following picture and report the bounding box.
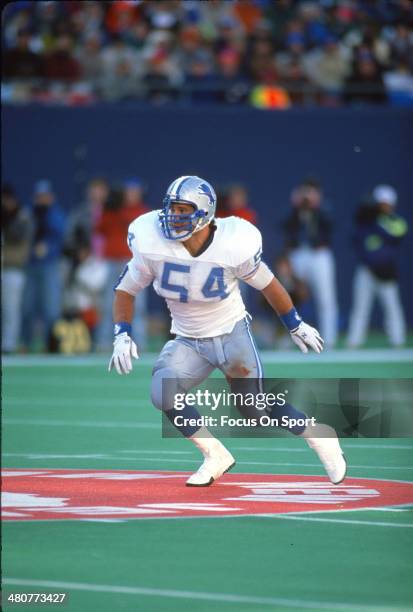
[347,185,408,347]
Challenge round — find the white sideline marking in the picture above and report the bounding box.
[115,456,413,471]
[1,578,402,611]
[3,421,413,452]
[233,446,307,453]
[273,515,413,528]
[231,461,413,471]
[3,348,413,366]
[81,519,126,523]
[260,349,413,364]
[3,453,413,472]
[3,419,157,429]
[371,508,413,512]
[233,444,413,451]
[119,450,192,455]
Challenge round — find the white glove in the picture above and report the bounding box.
[108,332,139,374]
[290,321,324,354]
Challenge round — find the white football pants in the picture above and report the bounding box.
[151,317,263,413]
[289,246,338,347]
[2,268,25,352]
[347,266,406,347]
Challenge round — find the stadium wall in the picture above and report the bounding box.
[3,105,412,328]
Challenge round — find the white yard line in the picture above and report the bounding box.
[1,578,403,611]
[3,452,413,471]
[272,515,413,528]
[3,422,413,452]
[3,419,157,429]
[118,450,193,455]
[3,348,413,367]
[233,444,413,451]
[2,453,191,460]
[370,507,413,512]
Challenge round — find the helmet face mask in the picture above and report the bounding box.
[159,176,217,241]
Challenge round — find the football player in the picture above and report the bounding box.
[109,176,347,486]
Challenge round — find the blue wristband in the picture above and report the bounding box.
[114,322,132,336]
[280,308,302,332]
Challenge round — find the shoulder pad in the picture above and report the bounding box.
[127,210,169,257]
[218,216,263,267]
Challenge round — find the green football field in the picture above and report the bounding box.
[2,350,413,612]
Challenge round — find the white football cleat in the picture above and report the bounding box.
[186,430,235,487]
[301,424,347,485]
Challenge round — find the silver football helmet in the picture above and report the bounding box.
[159,175,217,241]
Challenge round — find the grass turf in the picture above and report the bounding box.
[2,354,413,612]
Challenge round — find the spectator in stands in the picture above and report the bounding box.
[122,178,148,212]
[384,60,413,106]
[280,58,313,106]
[22,180,65,351]
[33,0,67,50]
[246,35,277,84]
[184,48,218,104]
[274,254,310,347]
[143,51,181,103]
[347,186,408,347]
[2,0,412,107]
[142,30,182,102]
[123,20,151,51]
[2,5,33,50]
[176,25,206,73]
[70,1,106,43]
[255,252,310,349]
[388,24,413,71]
[65,177,109,259]
[275,254,310,308]
[1,184,33,353]
[105,0,140,36]
[217,184,257,307]
[194,0,239,40]
[75,32,104,93]
[62,238,109,344]
[212,11,245,57]
[100,34,142,101]
[232,1,263,36]
[275,23,310,103]
[298,1,331,48]
[43,34,80,81]
[95,180,149,351]
[304,35,351,101]
[144,0,181,32]
[265,0,295,51]
[275,37,303,74]
[219,184,258,224]
[344,49,387,104]
[215,47,249,104]
[282,177,338,347]
[2,28,43,79]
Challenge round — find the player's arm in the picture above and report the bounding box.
[234,221,323,354]
[113,289,135,324]
[260,276,293,314]
[108,288,139,375]
[260,277,323,354]
[109,249,154,374]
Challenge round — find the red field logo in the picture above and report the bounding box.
[2,470,413,521]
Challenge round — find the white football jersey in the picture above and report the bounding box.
[122,210,265,338]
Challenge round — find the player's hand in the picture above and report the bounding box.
[108,332,139,374]
[290,321,324,354]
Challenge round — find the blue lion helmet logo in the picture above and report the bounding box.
[198,182,215,206]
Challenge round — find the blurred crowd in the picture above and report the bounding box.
[1,175,408,354]
[2,0,413,107]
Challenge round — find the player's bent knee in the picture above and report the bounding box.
[150,367,182,412]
